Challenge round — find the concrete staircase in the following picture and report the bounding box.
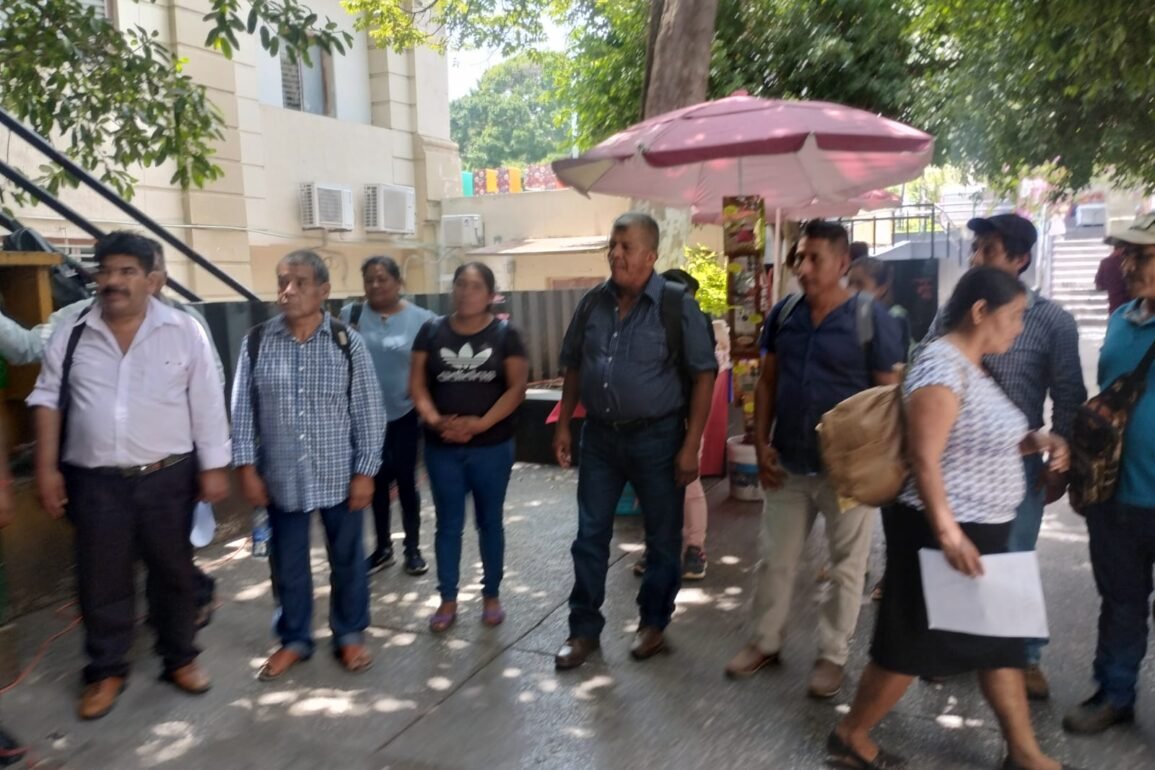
[1049,237,1111,339]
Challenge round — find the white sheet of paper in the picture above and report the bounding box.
[190,501,216,548]
[918,549,1049,638]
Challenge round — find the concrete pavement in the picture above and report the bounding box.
[0,464,1152,769]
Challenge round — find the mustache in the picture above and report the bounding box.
[101,287,129,297]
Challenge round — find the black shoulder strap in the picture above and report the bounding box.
[57,306,92,461]
[777,293,804,335]
[568,282,607,364]
[329,318,355,405]
[660,281,685,369]
[246,322,266,424]
[348,302,363,329]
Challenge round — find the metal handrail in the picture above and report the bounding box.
[0,107,259,302]
[0,160,198,302]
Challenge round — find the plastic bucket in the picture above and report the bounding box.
[616,482,641,515]
[727,436,761,501]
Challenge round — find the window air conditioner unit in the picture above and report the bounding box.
[364,183,417,234]
[300,183,354,231]
[443,214,484,247]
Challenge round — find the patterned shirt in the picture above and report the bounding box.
[898,339,1030,523]
[231,312,385,513]
[923,290,1086,438]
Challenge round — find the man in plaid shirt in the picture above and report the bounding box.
[231,250,385,681]
[923,214,1087,700]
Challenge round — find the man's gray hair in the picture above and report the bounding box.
[280,249,330,284]
[612,211,660,253]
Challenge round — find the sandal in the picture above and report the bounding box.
[481,601,506,627]
[429,604,457,633]
[337,644,374,674]
[827,730,907,770]
[258,647,307,682]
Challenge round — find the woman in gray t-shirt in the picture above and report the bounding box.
[830,267,1080,770]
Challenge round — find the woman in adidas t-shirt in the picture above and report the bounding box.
[410,262,528,634]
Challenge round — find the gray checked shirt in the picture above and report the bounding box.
[231,312,386,512]
[923,290,1087,438]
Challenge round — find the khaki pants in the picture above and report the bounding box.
[749,473,875,666]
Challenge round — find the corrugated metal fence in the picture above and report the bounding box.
[196,289,587,394]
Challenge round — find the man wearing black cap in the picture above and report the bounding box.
[923,213,1087,700]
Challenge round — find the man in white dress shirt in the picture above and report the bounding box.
[27,231,231,721]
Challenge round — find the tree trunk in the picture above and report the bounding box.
[637,0,720,269]
[642,0,720,118]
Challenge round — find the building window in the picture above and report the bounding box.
[280,45,334,117]
[77,0,114,20]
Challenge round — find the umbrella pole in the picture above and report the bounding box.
[773,207,784,303]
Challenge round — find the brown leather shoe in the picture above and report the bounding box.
[77,676,126,720]
[161,662,212,695]
[629,626,667,661]
[725,643,780,679]
[809,659,844,699]
[555,637,600,670]
[258,647,307,682]
[1024,664,1051,701]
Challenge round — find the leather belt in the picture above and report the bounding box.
[588,412,683,433]
[88,452,193,478]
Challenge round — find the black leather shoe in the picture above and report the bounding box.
[826,730,906,769]
[1002,757,1085,770]
[1062,691,1134,735]
[629,626,667,660]
[555,637,600,670]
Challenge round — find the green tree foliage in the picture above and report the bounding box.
[0,0,350,202]
[915,0,1155,194]
[557,0,1155,195]
[451,52,570,170]
[556,0,932,149]
[682,244,728,317]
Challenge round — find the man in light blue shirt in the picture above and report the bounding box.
[232,249,385,682]
[1064,214,1155,735]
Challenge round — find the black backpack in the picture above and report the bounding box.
[568,279,695,396]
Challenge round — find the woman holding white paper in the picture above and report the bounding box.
[829,267,1078,770]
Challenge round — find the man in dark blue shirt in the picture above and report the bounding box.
[552,212,718,670]
[724,220,904,699]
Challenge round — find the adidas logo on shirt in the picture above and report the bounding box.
[437,343,498,383]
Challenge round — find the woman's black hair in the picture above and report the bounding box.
[361,255,402,282]
[943,266,1026,332]
[453,261,497,294]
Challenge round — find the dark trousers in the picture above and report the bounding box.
[424,439,514,601]
[371,408,422,555]
[1087,500,1155,709]
[63,459,200,683]
[568,415,686,639]
[268,500,369,657]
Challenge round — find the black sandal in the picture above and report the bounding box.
[827,730,907,770]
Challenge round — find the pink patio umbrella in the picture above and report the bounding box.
[552,95,933,212]
[690,188,903,226]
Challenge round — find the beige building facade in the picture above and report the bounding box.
[4,0,462,299]
[441,190,725,292]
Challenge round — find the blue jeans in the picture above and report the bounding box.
[1007,454,1048,663]
[568,414,686,639]
[1087,501,1155,709]
[425,439,515,602]
[268,500,369,658]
